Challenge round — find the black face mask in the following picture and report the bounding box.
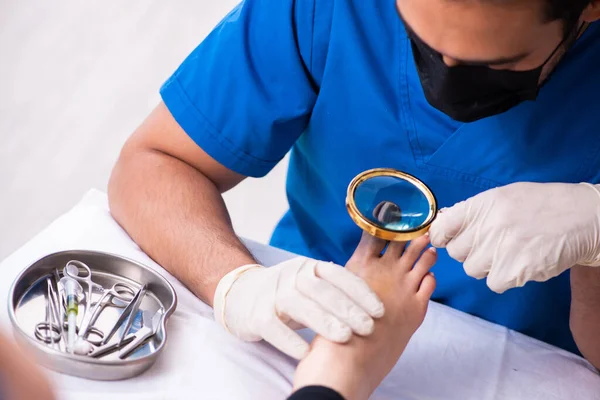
[407,25,582,123]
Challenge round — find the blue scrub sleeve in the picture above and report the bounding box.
[160,0,318,177]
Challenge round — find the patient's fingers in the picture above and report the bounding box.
[417,273,437,302]
[354,231,388,258]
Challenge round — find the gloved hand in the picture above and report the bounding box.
[429,182,600,293]
[212,257,385,359]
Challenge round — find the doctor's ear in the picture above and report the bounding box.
[581,1,600,22]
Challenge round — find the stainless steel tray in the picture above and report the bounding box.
[8,250,177,381]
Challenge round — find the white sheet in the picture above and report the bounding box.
[0,189,598,400]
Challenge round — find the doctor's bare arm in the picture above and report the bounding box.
[570,265,600,370]
[108,102,257,305]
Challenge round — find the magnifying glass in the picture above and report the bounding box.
[345,168,438,241]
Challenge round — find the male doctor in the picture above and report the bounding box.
[108,0,600,369]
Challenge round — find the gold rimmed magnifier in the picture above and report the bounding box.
[346,168,438,241]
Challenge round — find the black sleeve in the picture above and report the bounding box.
[287,385,346,400]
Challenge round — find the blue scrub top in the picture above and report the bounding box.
[160,0,600,355]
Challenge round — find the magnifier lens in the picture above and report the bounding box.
[354,175,431,232]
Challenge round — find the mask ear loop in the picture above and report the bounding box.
[540,22,587,69]
[535,22,587,93]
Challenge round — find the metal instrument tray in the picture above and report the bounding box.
[8,250,177,381]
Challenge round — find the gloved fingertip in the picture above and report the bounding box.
[320,318,351,343]
[370,301,385,318]
[289,343,310,360]
[429,236,447,249]
[430,202,469,248]
[319,319,353,343]
[427,223,447,248]
[349,312,375,336]
[487,279,507,295]
[356,317,375,336]
[332,326,353,343]
[431,230,455,249]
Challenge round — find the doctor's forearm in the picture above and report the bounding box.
[570,265,600,370]
[108,145,256,306]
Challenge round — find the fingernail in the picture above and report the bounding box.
[428,247,437,253]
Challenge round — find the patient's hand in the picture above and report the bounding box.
[293,232,437,400]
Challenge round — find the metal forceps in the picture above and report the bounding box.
[78,282,136,341]
[88,308,163,359]
[34,277,62,347]
[117,308,164,359]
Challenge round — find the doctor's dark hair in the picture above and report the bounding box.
[544,0,592,36]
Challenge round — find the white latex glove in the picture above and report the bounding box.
[429,182,600,293]
[212,257,385,359]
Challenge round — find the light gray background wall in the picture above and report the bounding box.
[0,0,289,260]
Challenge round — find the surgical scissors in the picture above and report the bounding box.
[63,261,137,349]
[63,260,104,308]
[63,260,108,343]
[35,322,61,345]
[78,282,136,341]
[35,276,105,348]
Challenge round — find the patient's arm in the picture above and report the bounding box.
[292,233,437,400]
